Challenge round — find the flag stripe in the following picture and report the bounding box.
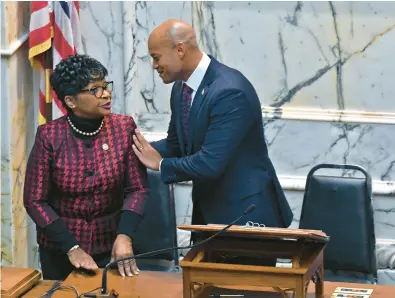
[29,23,53,49]
[39,90,47,114]
[53,2,75,53]
[52,47,63,67]
[59,1,70,18]
[53,22,74,59]
[53,91,67,115]
[70,3,82,53]
[74,1,79,13]
[29,7,51,31]
[31,1,48,12]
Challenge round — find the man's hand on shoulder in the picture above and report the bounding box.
[132,129,162,171]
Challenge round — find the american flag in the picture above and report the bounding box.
[29,1,82,124]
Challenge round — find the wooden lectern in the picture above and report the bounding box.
[178,225,329,298]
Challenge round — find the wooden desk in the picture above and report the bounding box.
[21,280,58,298]
[53,270,184,298]
[22,270,395,298]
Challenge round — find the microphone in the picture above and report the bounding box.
[97,204,256,297]
[244,204,256,215]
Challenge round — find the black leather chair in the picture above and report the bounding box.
[299,164,377,283]
[131,169,179,271]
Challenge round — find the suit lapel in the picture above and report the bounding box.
[187,58,217,154]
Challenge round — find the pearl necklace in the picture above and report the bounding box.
[67,116,104,136]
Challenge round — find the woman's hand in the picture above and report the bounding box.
[111,234,139,277]
[68,247,98,270]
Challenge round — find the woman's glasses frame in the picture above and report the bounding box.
[79,81,113,98]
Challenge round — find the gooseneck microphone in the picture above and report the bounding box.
[99,204,256,296]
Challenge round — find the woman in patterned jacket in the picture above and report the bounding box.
[24,54,148,280]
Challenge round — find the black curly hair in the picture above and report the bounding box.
[50,54,108,110]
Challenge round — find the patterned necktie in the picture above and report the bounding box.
[181,83,193,146]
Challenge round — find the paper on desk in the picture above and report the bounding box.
[334,287,373,295]
[331,293,370,298]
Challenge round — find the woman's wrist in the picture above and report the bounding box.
[67,244,80,256]
[116,234,132,244]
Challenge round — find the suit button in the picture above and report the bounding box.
[87,170,94,176]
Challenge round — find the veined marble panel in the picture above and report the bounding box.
[377,240,395,270]
[121,1,192,117]
[79,1,125,114]
[378,269,395,285]
[263,119,395,182]
[136,113,171,132]
[191,1,395,112]
[80,1,395,118]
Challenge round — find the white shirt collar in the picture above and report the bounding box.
[184,52,211,92]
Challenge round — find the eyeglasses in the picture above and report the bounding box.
[80,81,113,98]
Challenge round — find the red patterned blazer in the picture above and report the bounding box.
[23,114,148,255]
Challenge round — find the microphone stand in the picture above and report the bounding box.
[94,204,256,297]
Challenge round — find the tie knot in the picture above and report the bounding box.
[182,83,193,95]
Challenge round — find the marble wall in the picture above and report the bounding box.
[77,1,395,283]
[1,1,38,268]
[117,2,395,116]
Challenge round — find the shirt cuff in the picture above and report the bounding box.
[159,158,163,171]
[117,210,143,240]
[42,218,78,254]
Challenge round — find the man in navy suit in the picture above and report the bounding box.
[132,19,293,230]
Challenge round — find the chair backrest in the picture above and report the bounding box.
[299,164,376,278]
[131,169,178,264]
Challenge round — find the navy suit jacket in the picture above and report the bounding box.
[152,56,293,228]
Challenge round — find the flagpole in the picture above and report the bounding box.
[44,46,53,122]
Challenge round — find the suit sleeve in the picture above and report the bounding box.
[24,125,61,227]
[151,85,182,158]
[160,89,255,183]
[24,125,78,253]
[118,118,149,238]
